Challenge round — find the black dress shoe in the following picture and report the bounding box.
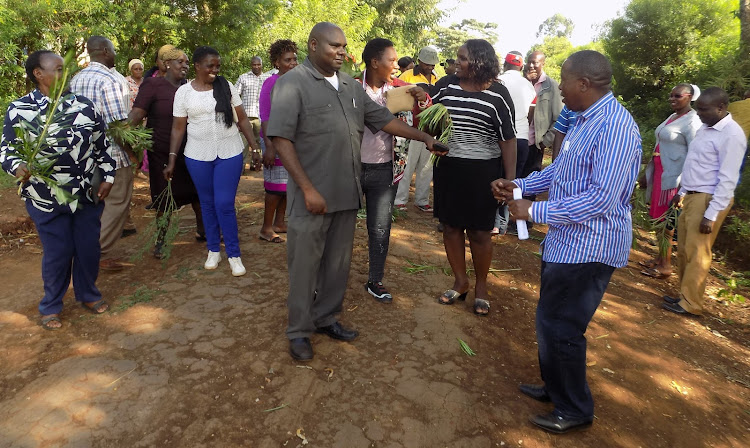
[316,322,359,341]
[662,302,700,317]
[519,384,551,402]
[289,337,313,361]
[663,295,680,304]
[530,412,593,434]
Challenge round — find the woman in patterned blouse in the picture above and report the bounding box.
[0,50,117,330]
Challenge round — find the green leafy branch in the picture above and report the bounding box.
[130,180,180,266]
[417,104,453,165]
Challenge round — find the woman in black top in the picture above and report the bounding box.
[433,39,517,316]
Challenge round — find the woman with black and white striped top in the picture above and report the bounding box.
[433,39,517,316]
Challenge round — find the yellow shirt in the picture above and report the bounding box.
[398,68,437,86]
[727,98,750,139]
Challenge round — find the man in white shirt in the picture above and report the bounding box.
[493,51,536,234]
[663,87,747,317]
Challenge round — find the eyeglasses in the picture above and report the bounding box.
[669,93,691,99]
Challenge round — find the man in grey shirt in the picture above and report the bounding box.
[268,22,444,361]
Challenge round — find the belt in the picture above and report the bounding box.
[685,190,705,195]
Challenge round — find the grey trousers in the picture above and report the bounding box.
[286,209,357,339]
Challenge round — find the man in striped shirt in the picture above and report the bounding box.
[492,50,642,434]
[70,36,133,271]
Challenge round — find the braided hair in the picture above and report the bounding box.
[193,46,233,128]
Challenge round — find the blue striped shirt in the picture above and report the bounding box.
[553,105,577,134]
[515,92,642,267]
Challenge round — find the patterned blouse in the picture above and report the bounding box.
[0,90,116,213]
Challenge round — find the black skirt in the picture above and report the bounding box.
[147,147,199,210]
[433,156,502,231]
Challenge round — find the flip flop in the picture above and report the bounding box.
[259,234,284,243]
[81,299,109,314]
[438,289,468,305]
[638,260,658,269]
[640,268,671,279]
[473,298,490,316]
[39,315,62,330]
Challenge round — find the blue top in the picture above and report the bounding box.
[553,105,578,135]
[515,92,642,267]
[1,90,116,213]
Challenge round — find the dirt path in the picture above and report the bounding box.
[0,173,748,447]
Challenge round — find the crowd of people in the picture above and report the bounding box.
[1,21,747,435]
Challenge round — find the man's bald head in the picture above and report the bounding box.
[562,50,612,91]
[308,22,343,49]
[697,87,729,108]
[529,51,545,62]
[307,22,347,77]
[87,35,116,68]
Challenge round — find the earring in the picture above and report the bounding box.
[166,65,171,69]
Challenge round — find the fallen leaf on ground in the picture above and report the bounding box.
[325,368,334,381]
[296,365,312,370]
[296,428,308,445]
[603,368,615,374]
[347,305,358,312]
[587,360,597,367]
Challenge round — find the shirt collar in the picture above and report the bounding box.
[88,61,108,70]
[535,71,547,85]
[302,57,349,85]
[30,89,50,107]
[707,113,733,131]
[578,91,616,121]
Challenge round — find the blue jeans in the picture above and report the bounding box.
[185,154,243,257]
[494,139,529,232]
[361,162,397,282]
[537,260,615,419]
[26,201,104,315]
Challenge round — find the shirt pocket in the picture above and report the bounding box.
[301,103,336,135]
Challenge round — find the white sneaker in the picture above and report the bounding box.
[228,257,246,277]
[204,251,221,270]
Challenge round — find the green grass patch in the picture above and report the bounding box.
[114,285,163,312]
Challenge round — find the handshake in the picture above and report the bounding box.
[491,178,532,223]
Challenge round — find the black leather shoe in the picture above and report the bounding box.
[289,338,313,361]
[662,302,700,317]
[663,295,680,304]
[530,412,593,434]
[316,322,359,341]
[519,384,551,402]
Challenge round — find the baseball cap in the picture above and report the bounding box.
[418,47,440,66]
[505,52,523,67]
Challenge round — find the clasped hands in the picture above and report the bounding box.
[491,178,531,221]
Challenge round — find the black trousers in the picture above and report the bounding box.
[536,260,615,419]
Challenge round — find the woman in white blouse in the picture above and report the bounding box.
[167,46,260,276]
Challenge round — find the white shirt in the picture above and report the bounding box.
[324,73,339,90]
[679,113,747,220]
[173,81,244,161]
[499,70,536,140]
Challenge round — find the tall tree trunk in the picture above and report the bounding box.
[741,0,750,61]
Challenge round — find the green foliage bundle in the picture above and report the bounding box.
[417,104,453,165]
[106,121,153,164]
[131,180,180,266]
[7,53,79,206]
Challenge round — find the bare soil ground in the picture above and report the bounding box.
[0,172,748,448]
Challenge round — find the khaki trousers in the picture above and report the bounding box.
[677,193,733,314]
[100,166,134,257]
[242,117,261,163]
